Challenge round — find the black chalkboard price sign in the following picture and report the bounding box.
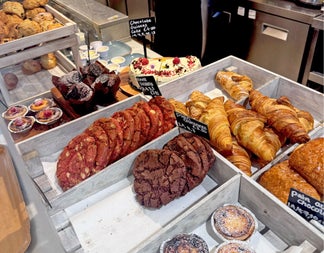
[136,76,162,97]
[129,17,156,38]
[287,188,324,226]
[175,111,210,139]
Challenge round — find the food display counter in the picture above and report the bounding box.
[0,1,323,252]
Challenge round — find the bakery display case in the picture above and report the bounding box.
[1,55,321,252]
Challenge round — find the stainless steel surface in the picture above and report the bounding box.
[50,0,130,42]
[246,10,310,81]
[248,0,322,24]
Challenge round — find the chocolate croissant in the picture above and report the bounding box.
[199,96,232,155]
[215,71,253,101]
[224,99,279,162]
[249,89,310,144]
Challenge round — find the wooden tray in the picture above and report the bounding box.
[0,145,31,253]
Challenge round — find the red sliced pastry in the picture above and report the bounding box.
[94,117,123,164]
[85,123,110,173]
[130,105,151,147]
[149,96,176,133]
[133,101,159,142]
[56,132,97,190]
[112,110,135,157]
[149,103,164,139]
[126,108,142,153]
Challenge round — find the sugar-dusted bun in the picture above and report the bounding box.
[40,52,57,69]
[289,137,324,195]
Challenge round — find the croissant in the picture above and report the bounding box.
[168,98,189,116]
[225,137,252,176]
[249,90,310,144]
[224,99,278,162]
[276,96,314,133]
[215,71,253,101]
[199,96,232,155]
[185,90,211,120]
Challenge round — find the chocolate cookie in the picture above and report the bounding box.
[181,132,216,170]
[149,96,176,133]
[85,123,110,173]
[56,132,97,190]
[133,149,187,208]
[163,133,211,194]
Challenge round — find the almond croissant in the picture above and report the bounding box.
[185,90,211,120]
[249,89,310,144]
[215,71,253,101]
[199,96,232,155]
[224,99,279,162]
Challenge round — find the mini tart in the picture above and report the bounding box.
[161,233,209,253]
[2,105,28,121]
[8,116,35,134]
[29,98,54,112]
[212,204,256,241]
[35,107,62,125]
[214,241,256,253]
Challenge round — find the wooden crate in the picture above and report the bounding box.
[0,5,81,105]
[132,175,324,252]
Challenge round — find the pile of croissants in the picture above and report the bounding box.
[169,79,314,176]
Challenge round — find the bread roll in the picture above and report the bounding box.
[21,59,42,75]
[258,160,321,203]
[289,137,324,195]
[40,53,57,69]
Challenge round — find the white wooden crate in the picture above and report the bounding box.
[0,5,81,105]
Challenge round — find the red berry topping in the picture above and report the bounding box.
[140,58,149,65]
[173,57,180,65]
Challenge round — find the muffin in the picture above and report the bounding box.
[211,204,257,241]
[161,233,209,253]
[213,241,256,253]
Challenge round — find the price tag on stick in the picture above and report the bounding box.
[175,112,210,139]
[136,76,162,97]
[129,17,156,58]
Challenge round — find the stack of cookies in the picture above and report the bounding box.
[56,96,176,191]
[133,132,216,208]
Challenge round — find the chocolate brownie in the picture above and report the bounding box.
[56,132,97,190]
[133,149,187,208]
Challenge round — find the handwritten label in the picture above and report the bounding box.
[287,188,324,225]
[136,76,161,97]
[129,17,156,38]
[175,112,209,139]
